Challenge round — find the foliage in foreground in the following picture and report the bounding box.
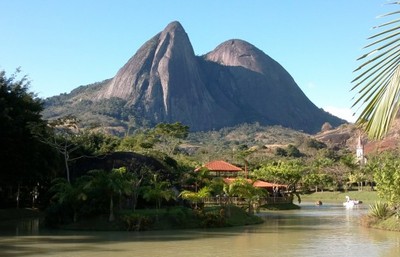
[352,2,400,139]
[371,152,400,209]
[0,70,59,207]
[368,202,392,219]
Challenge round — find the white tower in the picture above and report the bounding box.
[356,134,365,165]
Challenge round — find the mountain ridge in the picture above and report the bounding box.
[43,21,346,134]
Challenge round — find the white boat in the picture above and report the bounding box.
[343,196,362,208]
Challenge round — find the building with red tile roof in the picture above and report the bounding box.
[196,160,242,177]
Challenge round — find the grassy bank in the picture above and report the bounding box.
[364,215,400,232]
[300,190,379,204]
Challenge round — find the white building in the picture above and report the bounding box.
[356,135,366,165]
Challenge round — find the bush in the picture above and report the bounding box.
[306,139,327,150]
[369,202,392,219]
[163,207,191,227]
[195,209,226,228]
[120,212,154,231]
[275,147,287,156]
[286,144,302,157]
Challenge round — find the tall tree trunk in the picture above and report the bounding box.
[64,144,70,183]
[16,183,20,209]
[248,202,254,215]
[132,191,138,212]
[109,194,115,222]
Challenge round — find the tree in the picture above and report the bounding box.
[36,117,120,183]
[142,174,176,211]
[352,3,400,139]
[275,147,287,157]
[86,168,132,222]
[151,122,189,155]
[302,173,333,193]
[371,152,400,208]
[49,177,89,222]
[306,138,327,150]
[0,69,58,207]
[179,186,211,209]
[233,144,256,178]
[126,166,151,212]
[286,144,302,157]
[253,160,305,190]
[347,171,366,191]
[228,178,265,215]
[118,131,155,153]
[44,116,81,183]
[253,160,305,203]
[74,131,120,155]
[309,156,346,191]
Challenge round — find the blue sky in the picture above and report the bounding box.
[0,0,392,122]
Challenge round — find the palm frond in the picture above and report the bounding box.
[352,3,400,139]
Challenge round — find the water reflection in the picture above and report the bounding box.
[0,203,399,257]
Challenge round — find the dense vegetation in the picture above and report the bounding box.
[0,70,60,208]
[1,70,399,231]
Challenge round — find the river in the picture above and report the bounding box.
[0,203,399,257]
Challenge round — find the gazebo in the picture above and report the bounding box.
[196,160,242,177]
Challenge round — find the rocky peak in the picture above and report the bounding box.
[45,21,346,134]
[97,21,197,104]
[204,39,270,74]
[154,21,195,62]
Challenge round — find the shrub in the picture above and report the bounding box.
[120,213,154,231]
[275,147,287,156]
[286,144,302,157]
[369,202,392,219]
[306,138,327,150]
[192,208,226,228]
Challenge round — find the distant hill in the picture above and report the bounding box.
[43,21,346,135]
[315,117,400,155]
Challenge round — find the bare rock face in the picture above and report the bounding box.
[204,39,272,74]
[97,21,229,129]
[201,39,342,132]
[45,21,345,133]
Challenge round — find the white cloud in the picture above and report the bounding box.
[323,106,357,123]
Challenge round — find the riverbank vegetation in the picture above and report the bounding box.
[360,153,400,232]
[1,70,399,232]
[57,206,262,231]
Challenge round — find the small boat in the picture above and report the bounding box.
[343,196,362,208]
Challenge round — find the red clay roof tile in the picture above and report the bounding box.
[201,160,242,172]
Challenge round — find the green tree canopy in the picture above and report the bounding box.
[371,152,400,208]
[0,70,58,206]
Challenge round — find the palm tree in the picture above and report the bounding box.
[352,2,400,139]
[50,177,88,222]
[127,166,150,212]
[179,186,211,209]
[86,168,132,222]
[142,174,176,210]
[228,178,265,215]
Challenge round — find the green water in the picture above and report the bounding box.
[0,203,399,257]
